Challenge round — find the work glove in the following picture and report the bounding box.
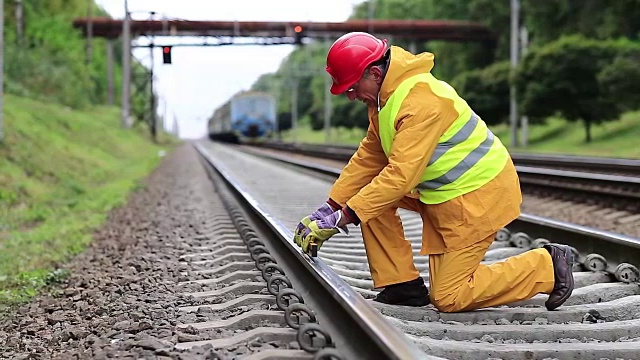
[294,202,337,246]
[300,210,349,254]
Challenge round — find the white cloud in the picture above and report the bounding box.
[94,0,365,138]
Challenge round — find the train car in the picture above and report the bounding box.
[208,91,276,143]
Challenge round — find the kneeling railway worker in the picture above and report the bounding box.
[294,32,574,313]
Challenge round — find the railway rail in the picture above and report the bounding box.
[182,140,640,360]
[252,141,640,176]
[248,141,640,213]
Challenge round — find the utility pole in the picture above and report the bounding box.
[162,97,167,134]
[172,113,179,137]
[323,37,332,143]
[368,0,375,33]
[273,86,281,140]
[106,40,115,105]
[0,0,4,143]
[409,42,416,53]
[149,42,157,142]
[324,74,332,143]
[519,26,529,147]
[121,0,132,128]
[509,0,520,147]
[148,11,158,143]
[86,0,93,65]
[15,0,23,46]
[291,78,298,143]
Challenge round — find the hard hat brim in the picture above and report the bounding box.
[329,80,355,95]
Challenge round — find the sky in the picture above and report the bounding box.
[94,0,366,138]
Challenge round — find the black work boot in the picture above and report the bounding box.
[373,277,429,307]
[544,244,575,311]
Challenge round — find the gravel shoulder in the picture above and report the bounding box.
[0,144,229,360]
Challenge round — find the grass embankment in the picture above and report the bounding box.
[280,123,367,145]
[0,95,176,309]
[492,111,640,158]
[281,111,640,159]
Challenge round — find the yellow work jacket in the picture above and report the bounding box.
[378,73,509,204]
[328,46,522,254]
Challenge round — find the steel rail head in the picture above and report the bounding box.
[518,213,640,250]
[516,165,640,184]
[509,214,640,281]
[194,143,438,360]
[512,153,640,171]
[258,141,640,175]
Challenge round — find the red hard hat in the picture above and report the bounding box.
[325,32,388,95]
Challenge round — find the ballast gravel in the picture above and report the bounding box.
[0,144,249,360]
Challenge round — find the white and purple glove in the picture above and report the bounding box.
[299,210,349,253]
[294,203,336,246]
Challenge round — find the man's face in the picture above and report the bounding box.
[344,67,382,107]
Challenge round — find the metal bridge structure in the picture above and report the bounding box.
[72,18,494,43]
[71,16,494,140]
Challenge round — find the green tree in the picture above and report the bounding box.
[522,0,640,44]
[516,35,640,142]
[451,61,511,125]
[3,0,148,115]
[597,50,640,113]
[331,96,368,130]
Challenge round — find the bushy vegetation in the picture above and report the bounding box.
[516,36,640,142]
[3,0,151,120]
[282,110,640,159]
[4,1,110,108]
[237,0,640,144]
[0,1,174,308]
[0,95,168,309]
[450,61,511,126]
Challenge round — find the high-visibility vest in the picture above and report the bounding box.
[378,73,509,204]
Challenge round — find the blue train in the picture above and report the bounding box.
[208,92,277,143]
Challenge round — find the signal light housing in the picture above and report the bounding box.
[293,25,304,45]
[162,46,172,64]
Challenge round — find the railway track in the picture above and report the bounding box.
[244,145,640,239]
[249,141,640,214]
[185,140,640,360]
[252,141,640,176]
[251,142,640,212]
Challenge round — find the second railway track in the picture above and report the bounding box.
[247,143,640,238]
[190,140,640,360]
[251,141,640,176]
[251,141,640,214]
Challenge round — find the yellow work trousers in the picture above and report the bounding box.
[361,199,555,312]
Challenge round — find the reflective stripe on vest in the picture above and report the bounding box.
[378,73,509,204]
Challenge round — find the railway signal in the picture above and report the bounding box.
[293,25,304,45]
[162,46,172,64]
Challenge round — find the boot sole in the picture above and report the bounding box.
[546,246,575,311]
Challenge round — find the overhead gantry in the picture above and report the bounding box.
[71,17,494,135]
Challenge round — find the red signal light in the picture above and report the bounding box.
[294,25,303,33]
[162,46,172,64]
